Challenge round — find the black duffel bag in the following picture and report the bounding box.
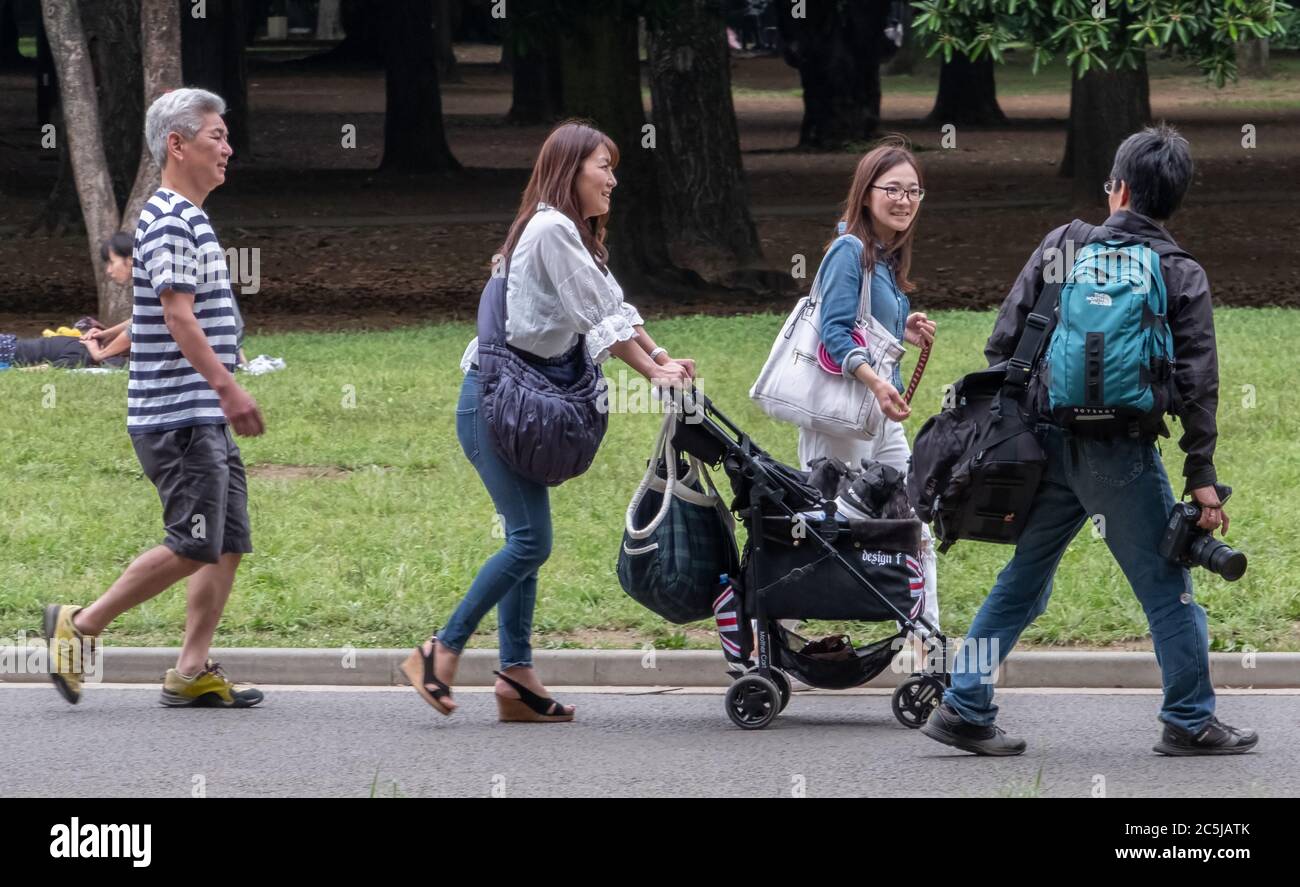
[905,222,1095,552]
[907,364,1046,553]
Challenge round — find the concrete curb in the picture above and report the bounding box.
[2,646,1297,689]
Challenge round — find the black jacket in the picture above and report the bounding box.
[984,209,1219,493]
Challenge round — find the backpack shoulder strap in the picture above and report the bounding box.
[1003,219,1093,393]
[476,258,511,346]
[1095,235,1193,307]
[1090,227,1193,263]
[1138,239,1191,332]
[1147,239,1194,262]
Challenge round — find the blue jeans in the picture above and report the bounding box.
[944,424,1215,734]
[440,370,552,669]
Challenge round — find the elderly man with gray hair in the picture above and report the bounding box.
[44,87,267,709]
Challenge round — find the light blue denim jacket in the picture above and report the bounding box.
[817,224,909,392]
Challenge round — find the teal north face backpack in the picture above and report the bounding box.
[1044,234,1189,432]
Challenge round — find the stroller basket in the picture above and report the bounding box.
[774,624,906,691]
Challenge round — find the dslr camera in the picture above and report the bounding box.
[1158,482,1247,581]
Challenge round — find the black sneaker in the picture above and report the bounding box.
[920,702,1027,756]
[1153,717,1258,756]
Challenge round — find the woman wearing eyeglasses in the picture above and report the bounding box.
[798,138,940,645]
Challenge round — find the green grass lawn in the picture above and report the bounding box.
[2,308,1297,651]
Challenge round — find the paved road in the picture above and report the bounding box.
[3,686,1295,798]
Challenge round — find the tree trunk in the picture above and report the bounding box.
[35,18,81,233]
[646,0,761,269]
[506,25,562,123]
[181,0,251,156]
[82,0,143,210]
[1236,38,1269,78]
[925,53,1006,125]
[120,0,183,273]
[777,0,888,148]
[1061,54,1150,207]
[0,0,25,68]
[36,17,56,125]
[316,0,343,40]
[40,0,180,321]
[220,0,251,157]
[867,49,882,125]
[557,1,688,292]
[380,0,459,172]
[303,0,383,66]
[41,0,122,317]
[882,1,913,76]
[435,0,460,82]
[38,135,82,235]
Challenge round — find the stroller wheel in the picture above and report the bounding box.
[724,674,781,730]
[892,674,945,729]
[768,669,792,712]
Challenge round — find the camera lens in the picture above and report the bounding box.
[1188,534,1248,582]
[1215,549,1248,582]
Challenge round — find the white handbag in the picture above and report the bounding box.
[749,257,905,440]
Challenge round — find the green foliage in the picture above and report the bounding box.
[911,0,1293,85]
[1272,3,1300,48]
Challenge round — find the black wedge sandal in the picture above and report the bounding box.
[401,636,455,716]
[493,670,574,723]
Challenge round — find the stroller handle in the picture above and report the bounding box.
[680,386,747,443]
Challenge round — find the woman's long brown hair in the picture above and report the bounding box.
[499,119,620,268]
[832,137,924,294]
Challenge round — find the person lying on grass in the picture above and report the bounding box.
[0,235,134,370]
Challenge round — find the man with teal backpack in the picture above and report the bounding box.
[920,125,1256,757]
[1043,226,1178,429]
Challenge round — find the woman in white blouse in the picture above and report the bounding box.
[403,120,695,723]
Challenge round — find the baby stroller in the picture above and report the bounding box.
[671,390,949,731]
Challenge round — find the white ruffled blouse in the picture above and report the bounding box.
[460,203,643,373]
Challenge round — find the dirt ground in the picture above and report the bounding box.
[1,47,1297,336]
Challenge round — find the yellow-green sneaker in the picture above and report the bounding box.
[160,660,264,708]
[42,604,86,704]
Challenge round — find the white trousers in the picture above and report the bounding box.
[797,420,941,635]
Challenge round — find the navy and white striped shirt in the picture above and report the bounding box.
[128,188,239,435]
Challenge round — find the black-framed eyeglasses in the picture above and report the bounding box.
[872,185,925,203]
